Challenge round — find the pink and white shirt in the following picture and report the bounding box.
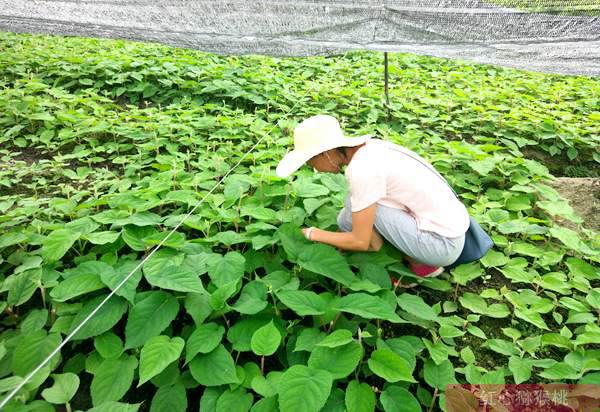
[345,139,469,238]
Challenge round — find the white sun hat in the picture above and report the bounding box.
[275,114,372,178]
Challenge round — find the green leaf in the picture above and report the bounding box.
[0,232,28,249]
[451,262,483,285]
[251,320,281,356]
[241,206,278,221]
[232,281,268,315]
[83,231,121,245]
[88,402,141,412]
[49,272,106,302]
[380,386,421,412]
[216,387,254,412]
[143,251,205,293]
[368,349,415,383]
[189,344,239,386]
[292,181,330,198]
[295,328,327,352]
[94,332,124,360]
[345,380,375,412]
[317,330,354,348]
[207,252,245,288]
[41,229,81,262]
[186,322,225,363]
[514,308,549,330]
[124,291,179,349]
[508,357,533,384]
[7,269,42,306]
[138,336,184,386]
[538,362,580,380]
[276,290,326,316]
[424,359,456,390]
[70,294,128,341]
[101,260,143,304]
[297,244,356,286]
[480,250,509,268]
[41,373,79,404]
[11,330,60,378]
[333,293,401,322]
[308,341,363,379]
[484,339,518,356]
[549,226,596,255]
[91,355,137,406]
[278,365,333,412]
[396,293,437,321]
[150,383,187,412]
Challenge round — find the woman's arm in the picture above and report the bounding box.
[302,203,383,251]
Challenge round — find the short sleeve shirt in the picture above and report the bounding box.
[344,139,470,238]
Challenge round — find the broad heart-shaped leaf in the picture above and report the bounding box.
[125,291,179,349]
[508,356,534,384]
[480,250,509,268]
[91,355,137,406]
[7,268,41,306]
[83,231,121,245]
[70,294,128,341]
[49,272,106,302]
[189,344,239,386]
[367,349,416,383]
[185,322,225,364]
[297,244,356,286]
[396,293,437,321]
[143,250,205,293]
[207,251,246,288]
[101,260,143,304]
[276,290,326,316]
[40,228,81,262]
[150,383,187,412]
[317,329,354,348]
[549,226,596,255]
[278,365,333,412]
[95,332,124,360]
[88,401,141,412]
[11,330,61,377]
[333,293,401,322]
[240,206,278,221]
[292,180,330,198]
[276,223,307,261]
[251,320,281,356]
[308,341,363,379]
[424,359,456,390]
[514,307,549,330]
[451,262,483,286]
[216,387,254,412]
[380,386,421,412]
[138,336,185,386]
[345,380,375,412]
[41,373,79,404]
[144,264,205,293]
[232,281,268,315]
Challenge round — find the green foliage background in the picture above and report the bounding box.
[0,32,599,411]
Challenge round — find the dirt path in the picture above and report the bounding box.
[547,177,600,232]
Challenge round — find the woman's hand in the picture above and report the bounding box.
[298,204,382,252]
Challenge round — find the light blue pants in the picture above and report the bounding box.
[337,197,465,267]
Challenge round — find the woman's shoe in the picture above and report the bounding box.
[409,263,444,278]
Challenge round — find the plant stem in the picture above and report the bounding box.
[261,355,265,375]
[428,387,439,412]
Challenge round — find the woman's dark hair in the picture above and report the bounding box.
[335,147,347,159]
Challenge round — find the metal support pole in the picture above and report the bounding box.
[384,52,390,120]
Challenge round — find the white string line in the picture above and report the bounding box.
[0,75,322,408]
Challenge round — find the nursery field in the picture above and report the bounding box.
[0,32,599,412]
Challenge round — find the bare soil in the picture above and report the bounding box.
[547,177,600,232]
